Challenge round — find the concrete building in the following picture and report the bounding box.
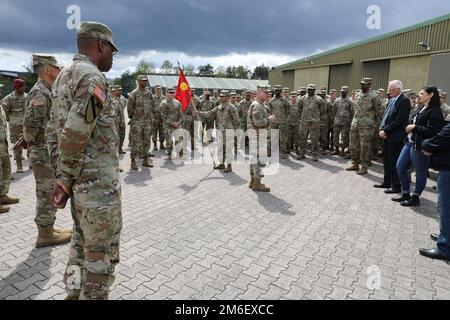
[269,14,450,93]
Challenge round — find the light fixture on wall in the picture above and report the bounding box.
[418,41,431,52]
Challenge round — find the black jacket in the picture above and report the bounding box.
[408,104,444,150]
[422,123,450,171]
[380,93,411,143]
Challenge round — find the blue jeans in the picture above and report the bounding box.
[396,142,430,196]
[437,171,450,258]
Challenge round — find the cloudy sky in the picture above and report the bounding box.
[0,0,449,78]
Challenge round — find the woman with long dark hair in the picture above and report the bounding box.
[393,86,445,207]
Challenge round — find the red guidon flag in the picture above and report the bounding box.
[175,69,192,112]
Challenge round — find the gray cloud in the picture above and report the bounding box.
[0,0,449,58]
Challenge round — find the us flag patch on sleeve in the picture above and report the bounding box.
[88,84,106,105]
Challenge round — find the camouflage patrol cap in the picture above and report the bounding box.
[291,91,297,96]
[110,85,118,92]
[299,87,307,92]
[274,85,282,91]
[32,53,62,69]
[117,86,123,90]
[440,91,448,98]
[154,85,161,89]
[340,86,349,92]
[230,91,237,97]
[77,21,118,52]
[205,90,211,94]
[320,86,327,91]
[377,88,385,93]
[330,89,337,94]
[307,84,316,90]
[318,90,326,95]
[137,75,148,81]
[360,77,373,85]
[167,88,175,93]
[257,85,270,92]
[219,90,230,97]
[283,87,289,91]
[213,89,219,93]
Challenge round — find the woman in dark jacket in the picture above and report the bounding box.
[393,86,445,206]
[419,122,450,261]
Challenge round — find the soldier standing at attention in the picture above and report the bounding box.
[297,84,326,162]
[268,85,290,159]
[160,88,182,160]
[287,92,300,156]
[346,78,383,175]
[318,90,332,154]
[1,78,27,173]
[127,75,153,171]
[23,54,72,247]
[152,85,165,150]
[199,90,215,137]
[237,90,253,146]
[0,83,18,214]
[51,21,122,300]
[331,86,353,157]
[248,85,277,192]
[193,90,240,173]
[116,86,127,155]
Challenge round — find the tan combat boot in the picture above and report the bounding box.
[357,166,368,175]
[331,148,340,156]
[224,164,232,173]
[252,179,270,192]
[249,177,255,189]
[0,194,19,205]
[339,148,345,157]
[36,225,72,248]
[345,161,360,171]
[16,159,23,173]
[312,154,319,162]
[214,163,225,170]
[0,205,10,214]
[142,156,154,168]
[131,159,138,171]
[296,154,306,160]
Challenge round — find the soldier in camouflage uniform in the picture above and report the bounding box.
[248,85,276,192]
[110,86,125,173]
[160,88,182,160]
[50,22,122,300]
[152,85,165,150]
[332,86,353,157]
[1,79,27,173]
[318,90,332,154]
[199,90,215,134]
[346,78,383,175]
[268,85,290,159]
[180,88,199,156]
[0,83,18,214]
[297,84,326,161]
[237,90,253,146]
[23,54,72,247]
[127,75,153,170]
[194,90,240,172]
[286,92,300,155]
[116,86,126,154]
[439,91,450,122]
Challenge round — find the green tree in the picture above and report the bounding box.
[251,64,270,80]
[198,64,214,76]
[135,59,155,75]
[160,60,174,74]
[184,64,196,76]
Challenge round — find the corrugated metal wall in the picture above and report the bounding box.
[329,64,352,91]
[270,15,450,90]
[362,60,390,90]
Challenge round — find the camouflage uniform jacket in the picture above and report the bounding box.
[351,90,383,128]
[332,97,354,126]
[55,54,120,208]
[200,98,215,112]
[160,98,182,129]
[152,93,164,122]
[287,101,300,126]
[197,102,240,131]
[23,78,53,147]
[0,107,8,155]
[127,87,153,125]
[268,96,290,124]
[248,100,271,130]
[297,94,326,124]
[1,90,27,124]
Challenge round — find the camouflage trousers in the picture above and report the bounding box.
[9,127,23,161]
[0,152,11,195]
[64,199,122,300]
[130,122,151,159]
[250,140,266,180]
[350,125,375,166]
[333,124,350,149]
[28,146,57,227]
[298,122,320,157]
[272,123,287,153]
[373,130,382,156]
[152,119,165,146]
[287,124,299,150]
[119,120,126,150]
[320,121,329,149]
[181,120,195,152]
[164,127,182,155]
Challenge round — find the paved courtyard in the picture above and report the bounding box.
[1,138,449,300]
